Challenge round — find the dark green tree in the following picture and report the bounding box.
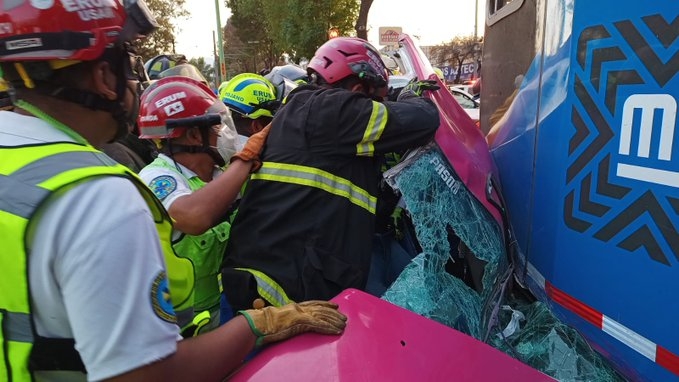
[225,0,279,73]
[222,20,251,77]
[134,0,189,61]
[226,0,359,65]
[262,0,359,60]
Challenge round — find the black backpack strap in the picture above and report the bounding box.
[29,336,86,373]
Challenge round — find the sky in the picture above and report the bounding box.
[173,0,485,62]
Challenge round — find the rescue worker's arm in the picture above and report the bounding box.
[373,97,440,154]
[105,301,346,381]
[105,315,255,382]
[168,126,270,235]
[168,159,251,235]
[319,90,440,157]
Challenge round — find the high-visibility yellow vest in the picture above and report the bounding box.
[0,141,194,381]
[145,156,229,314]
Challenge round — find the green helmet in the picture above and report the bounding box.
[220,73,277,119]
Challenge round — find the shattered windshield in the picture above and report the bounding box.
[378,39,624,381]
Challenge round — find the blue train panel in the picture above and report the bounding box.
[490,0,679,380]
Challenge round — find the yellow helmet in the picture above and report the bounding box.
[434,67,444,82]
[220,73,277,119]
[217,80,230,99]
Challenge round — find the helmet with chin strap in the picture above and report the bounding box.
[138,76,226,139]
[138,76,237,166]
[0,0,158,138]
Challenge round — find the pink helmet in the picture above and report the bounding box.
[307,37,389,89]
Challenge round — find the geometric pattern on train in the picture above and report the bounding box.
[564,13,679,266]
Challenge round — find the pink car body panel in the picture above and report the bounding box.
[229,289,554,381]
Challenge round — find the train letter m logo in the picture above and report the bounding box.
[617,94,679,187]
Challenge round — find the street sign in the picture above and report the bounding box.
[443,63,478,81]
[378,27,402,46]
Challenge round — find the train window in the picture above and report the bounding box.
[487,0,524,26]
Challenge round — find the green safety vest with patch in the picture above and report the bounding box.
[0,142,194,381]
[145,157,230,313]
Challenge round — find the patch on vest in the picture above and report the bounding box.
[149,175,177,200]
[151,271,176,323]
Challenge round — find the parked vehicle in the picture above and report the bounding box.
[450,84,475,95]
[450,87,480,123]
[388,75,479,123]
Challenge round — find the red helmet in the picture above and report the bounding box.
[138,76,228,139]
[0,0,157,62]
[307,37,389,89]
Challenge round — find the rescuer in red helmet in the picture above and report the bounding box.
[0,1,345,380]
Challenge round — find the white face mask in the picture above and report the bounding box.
[236,134,248,151]
[211,123,239,164]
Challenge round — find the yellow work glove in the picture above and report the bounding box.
[230,123,271,172]
[240,300,347,347]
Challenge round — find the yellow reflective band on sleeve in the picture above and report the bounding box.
[235,268,292,307]
[251,162,377,214]
[356,101,388,157]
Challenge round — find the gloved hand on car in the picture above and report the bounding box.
[396,78,440,101]
[239,300,347,347]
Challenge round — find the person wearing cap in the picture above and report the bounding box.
[221,37,441,313]
[0,2,346,380]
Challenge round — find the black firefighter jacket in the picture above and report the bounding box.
[223,85,440,303]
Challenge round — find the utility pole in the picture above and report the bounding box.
[212,31,220,86]
[247,41,259,73]
[214,0,226,84]
[474,0,479,39]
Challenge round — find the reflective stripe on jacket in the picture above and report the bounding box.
[234,268,292,307]
[224,86,439,302]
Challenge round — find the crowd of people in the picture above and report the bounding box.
[0,1,441,380]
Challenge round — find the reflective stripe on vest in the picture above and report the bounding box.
[2,312,32,343]
[251,162,377,214]
[356,101,388,156]
[0,143,192,380]
[235,268,292,307]
[0,150,117,218]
